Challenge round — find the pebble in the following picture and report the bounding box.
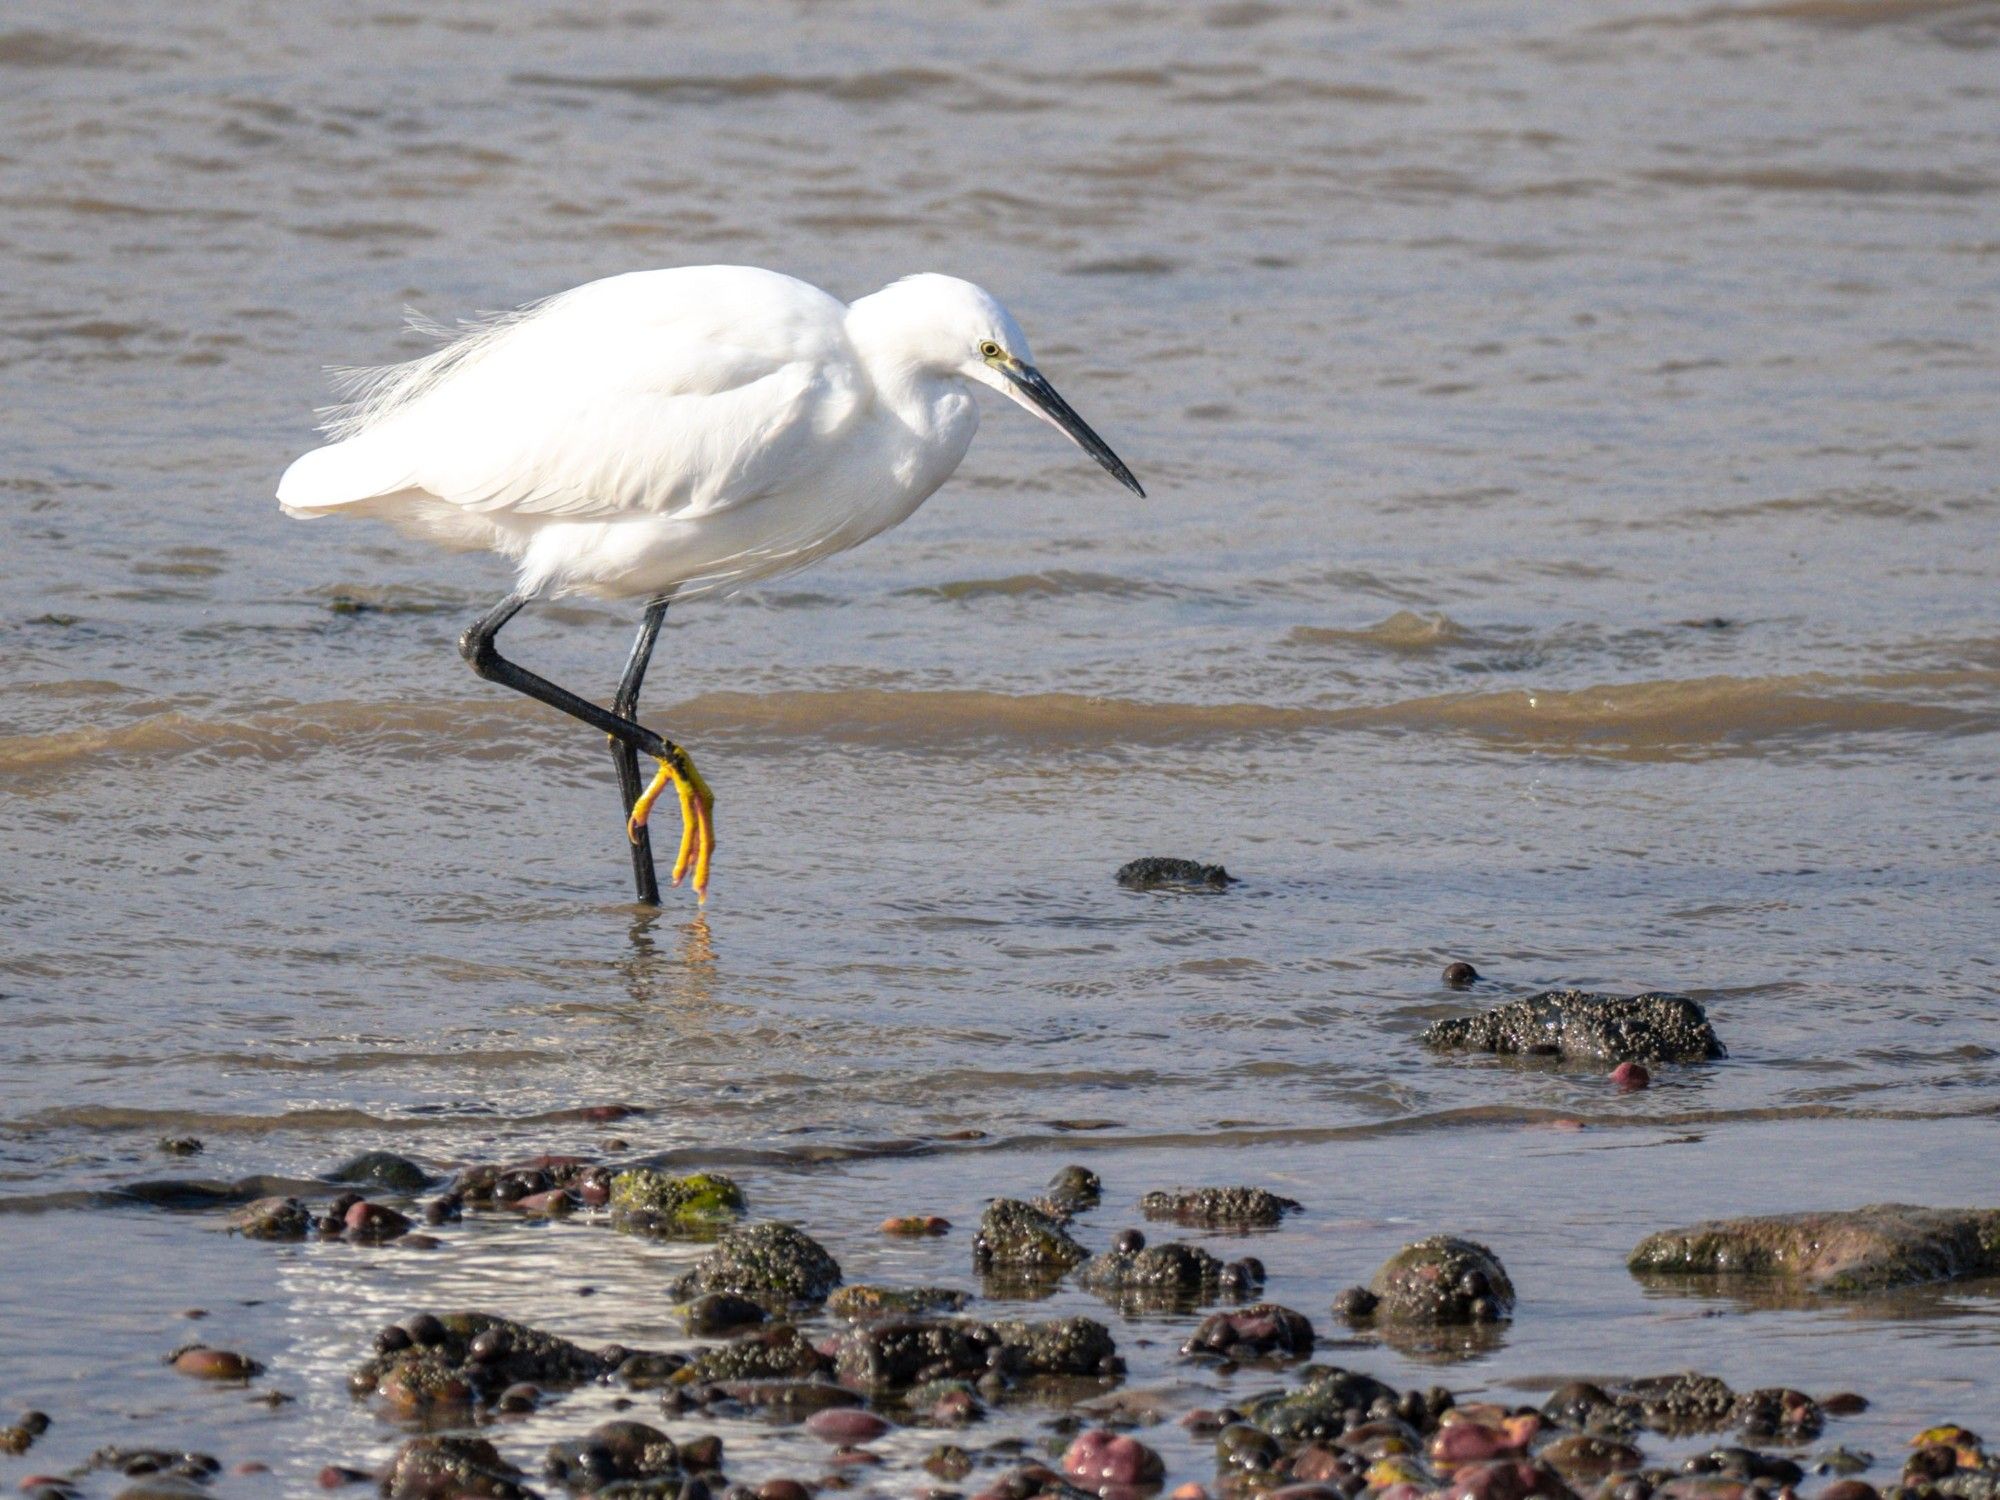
[759,1483,813,1500]
[169,1347,259,1381]
[807,1410,891,1444]
[316,1466,370,1488]
[1443,962,1481,988]
[1062,1430,1165,1487]
[1611,1061,1652,1090]
[880,1215,952,1235]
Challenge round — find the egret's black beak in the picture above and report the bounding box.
[1002,363,1145,497]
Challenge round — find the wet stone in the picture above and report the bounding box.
[1063,1429,1165,1489]
[1242,1367,1401,1444]
[672,1222,843,1307]
[832,1317,997,1394]
[1115,857,1234,893]
[679,1326,830,1384]
[1628,1205,2000,1294]
[1422,990,1726,1065]
[350,1311,618,1411]
[610,1170,747,1237]
[544,1419,682,1493]
[158,1137,204,1157]
[168,1345,262,1380]
[827,1285,972,1322]
[227,1195,313,1241]
[710,1379,863,1419]
[1734,1388,1823,1442]
[88,1448,222,1482]
[382,1435,536,1499]
[991,1317,1120,1379]
[344,1199,413,1242]
[684,1294,769,1337]
[1354,1236,1515,1326]
[1182,1304,1316,1361]
[1617,1374,1740,1436]
[329,1150,432,1193]
[1139,1187,1301,1231]
[973,1200,1089,1278]
[1075,1242,1225,1302]
[1041,1166,1104,1216]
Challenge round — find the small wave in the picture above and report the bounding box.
[898,569,1183,602]
[1289,611,1478,653]
[1600,0,1994,31]
[1642,166,1992,197]
[3,671,1991,780]
[511,67,964,106]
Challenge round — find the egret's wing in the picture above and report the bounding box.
[295,267,865,523]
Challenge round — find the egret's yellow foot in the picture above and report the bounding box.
[628,746,715,900]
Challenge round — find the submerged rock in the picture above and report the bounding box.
[682,1293,768,1337]
[350,1312,616,1411]
[1241,1367,1402,1444]
[678,1326,829,1384]
[1628,1204,2000,1293]
[1041,1165,1104,1216]
[973,1199,1089,1278]
[1341,1236,1514,1326]
[831,1315,1118,1395]
[543,1419,683,1493]
[1422,990,1725,1065]
[329,1151,432,1193]
[1116,857,1234,893]
[671,1221,842,1307]
[381,1435,535,1499]
[608,1170,746,1237]
[827,1285,972,1322]
[227,1196,313,1241]
[1139,1187,1301,1230]
[1076,1242,1226,1307]
[1182,1304,1316,1361]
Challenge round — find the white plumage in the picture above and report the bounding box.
[277,263,1142,905]
[280,265,1138,601]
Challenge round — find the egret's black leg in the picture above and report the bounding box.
[611,599,670,905]
[458,592,713,898]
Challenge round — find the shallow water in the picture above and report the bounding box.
[2,0,1998,1490]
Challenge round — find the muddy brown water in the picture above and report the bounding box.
[3,0,1999,1491]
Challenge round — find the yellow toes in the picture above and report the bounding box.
[627,747,717,902]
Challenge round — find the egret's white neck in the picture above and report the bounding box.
[844,286,967,425]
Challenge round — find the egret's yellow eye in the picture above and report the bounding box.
[978,340,1003,360]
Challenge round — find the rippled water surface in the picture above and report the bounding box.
[3,0,1998,1489]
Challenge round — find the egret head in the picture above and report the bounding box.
[862,273,1145,496]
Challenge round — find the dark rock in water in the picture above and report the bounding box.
[1683,1447,1803,1486]
[1443,962,1481,988]
[1538,1434,1645,1480]
[1062,1429,1164,1487]
[1735,1387,1822,1442]
[1040,1165,1103,1215]
[1423,990,1725,1065]
[973,1199,1088,1278]
[826,1285,971,1323]
[544,1419,682,1492]
[671,1222,842,1307]
[1331,1286,1379,1320]
[1116,857,1234,892]
[350,1311,618,1411]
[610,1170,746,1237]
[1140,1186,1301,1230]
[157,1136,203,1157]
[1242,1367,1400,1444]
[1437,1458,1571,1500]
[710,1379,862,1419]
[1351,1236,1515,1325]
[680,1326,830,1383]
[227,1196,314,1241]
[344,1199,413,1242]
[1076,1241,1226,1309]
[831,1316,1117,1395]
[87,1449,220,1489]
[683,1293,769,1337]
[1628,1204,2000,1293]
[1618,1374,1740,1436]
[329,1150,432,1193]
[617,1351,692,1390]
[381,1435,535,1498]
[110,1480,212,1500]
[1,1411,50,1455]
[807,1408,891,1444]
[1182,1304,1315,1361]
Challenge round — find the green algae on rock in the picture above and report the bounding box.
[671,1221,842,1307]
[328,1150,432,1193]
[1422,989,1725,1064]
[1139,1185,1301,1230]
[608,1169,746,1236]
[1115,856,1234,892]
[1628,1204,2000,1293]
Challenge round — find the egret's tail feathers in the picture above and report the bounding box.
[276,435,414,518]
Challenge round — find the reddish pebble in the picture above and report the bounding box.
[759,1484,813,1500]
[317,1465,370,1487]
[234,1461,270,1475]
[514,1189,575,1216]
[1063,1430,1166,1489]
[1822,1392,1869,1415]
[343,1200,411,1239]
[807,1409,891,1444]
[828,1447,882,1468]
[172,1346,260,1380]
[1171,1487,1210,1500]
[579,1104,638,1122]
[1610,1061,1651,1090]
[879,1215,951,1236]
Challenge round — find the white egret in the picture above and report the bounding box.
[277,265,1144,903]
